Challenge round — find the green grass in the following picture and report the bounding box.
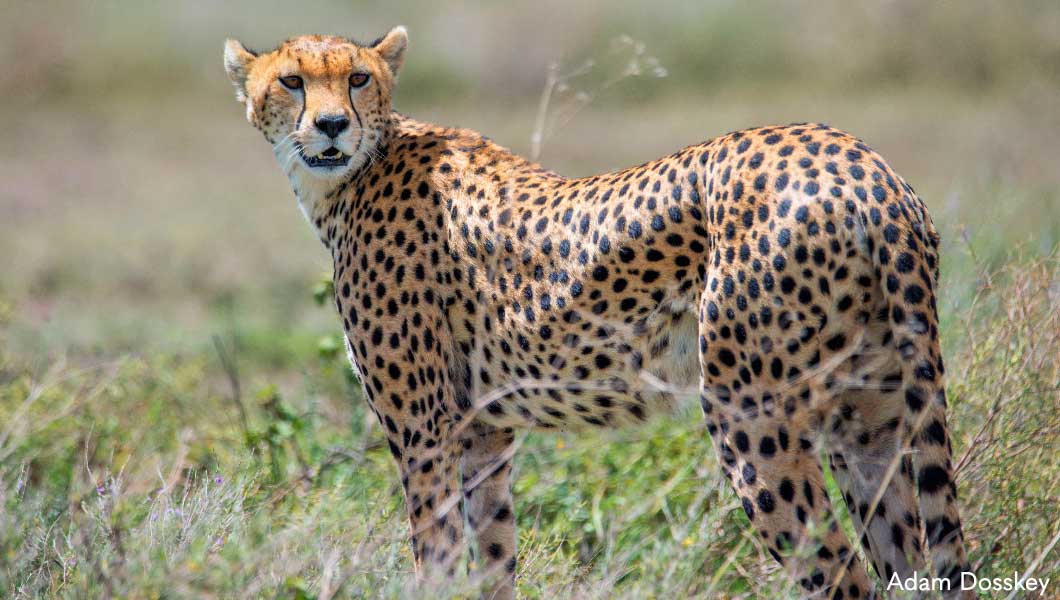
[3,243,1059,598]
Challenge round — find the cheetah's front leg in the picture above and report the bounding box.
[345,328,468,585]
[461,423,517,600]
[395,431,466,581]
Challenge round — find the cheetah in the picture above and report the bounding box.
[224,27,974,599]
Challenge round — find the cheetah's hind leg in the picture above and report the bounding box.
[697,284,876,599]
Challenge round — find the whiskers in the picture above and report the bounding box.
[360,141,386,170]
[268,121,387,186]
[276,139,304,176]
[273,129,383,180]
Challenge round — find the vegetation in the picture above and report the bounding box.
[3,248,1059,598]
[3,1,1059,597]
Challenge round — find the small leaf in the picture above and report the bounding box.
[312,276,335,306]
[317,335,342,359]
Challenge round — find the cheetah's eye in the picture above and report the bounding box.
[349,73,370,88]
[279,75,303,90]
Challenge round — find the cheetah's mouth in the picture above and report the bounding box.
[298,145,351,168]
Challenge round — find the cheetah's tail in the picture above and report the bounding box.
[865,197,975,598]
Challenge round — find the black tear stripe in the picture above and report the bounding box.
[346,61,368,144]
[350,99,364,134]
[295,96,306,131]
[347,54,364,129]
[293,56,307,130]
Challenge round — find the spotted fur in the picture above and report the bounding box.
[224,28,974,599]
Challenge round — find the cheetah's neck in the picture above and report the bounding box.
[294,113,549,251]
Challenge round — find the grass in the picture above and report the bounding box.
[3,243,1059,598]
[3,1,1060,597]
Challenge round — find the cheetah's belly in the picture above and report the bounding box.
[464,301,702,431]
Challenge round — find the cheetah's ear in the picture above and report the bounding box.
[372,26,408,75]
[223,39,257,102]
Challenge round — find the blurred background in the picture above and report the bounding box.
[3,0,1058,362]
[3,2,1060,597]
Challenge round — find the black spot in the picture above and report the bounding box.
[918,465,951,494]
[594,354,613,369]
[904,284,925,304]
[891,523,905,550]
[707,301,720,322]
[924,419,947,446]
[754,173,767,192]
[825,334,846,351]
[779,478,795,502]
[905,387,925,411]
[895,252,915,273]
[872,185,887,203]
[487,542,504,559]
[759,436,777,457]
[734,430,750,452]
[837,295,853,311]
[775,173,789,192]
[883,223,900,243]
[756,489,776,513]
[742,463,757,485]
[718,349,737,367]
[925,517,960,546]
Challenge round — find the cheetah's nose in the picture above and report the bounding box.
[315,114,349,138]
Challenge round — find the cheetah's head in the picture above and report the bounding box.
[223,28,407,184]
